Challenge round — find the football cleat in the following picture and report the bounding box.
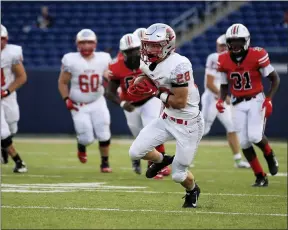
[146,155,174,178]
[160,166,171,176]
[182,184,201,208]
[252,173,268,187]
[100,163,112,173]
[264,151,278,176]
[132,160,141,175]
[234,160,250,168]
[13,161,28,173]
[78,152,87,163]
[153,173,164,180]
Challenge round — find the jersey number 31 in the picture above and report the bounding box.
[79,74,99,93]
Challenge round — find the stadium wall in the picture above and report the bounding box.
[16,68,288,138]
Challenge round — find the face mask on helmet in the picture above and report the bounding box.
[226,38,246,57]
[77,41,96,57]
[123,47,141,70]
[141,41,166,63]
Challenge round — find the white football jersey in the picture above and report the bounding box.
[204,52,221,95]
[62,52,112,103]
[140,53,200,119]
[1,44,23,92]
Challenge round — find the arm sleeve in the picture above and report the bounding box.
[12,47,23,65]
[170,62,192,87]
[259,64,275,77]
[61,55,71,73]
[257,48,270,68]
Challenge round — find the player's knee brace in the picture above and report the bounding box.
[172,171,187,183]
[1,136,13,148]
[99,139,110,147]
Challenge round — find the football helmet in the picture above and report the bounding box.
[76,29,97,57]
[225,24,250,57]
[1,24,8,50]
[119,34,141,70]
[141,23,176,63]
[133,28,146,40]
[216,34,227,53]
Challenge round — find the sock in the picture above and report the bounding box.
[12,154,22,164]
[242,147,265,176]
[255,141,272,156]
[101,156,108,165]
[155,153,163,163]
[233,153,242,164]
[77,143,86,153]
[155,144,165,154]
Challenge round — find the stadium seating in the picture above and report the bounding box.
[1,1,287,68]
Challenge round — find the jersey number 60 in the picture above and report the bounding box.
[79,74,99,93]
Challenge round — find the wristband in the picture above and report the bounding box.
[159,92,169,104]
[63,97,69,101]
[120,101,127,108]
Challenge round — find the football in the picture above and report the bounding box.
[133,74,154,86]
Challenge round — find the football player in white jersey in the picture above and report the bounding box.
[201,34,250,168]
[58,29,112,173]
[128,23,204,208]
[106,31,170,179]
[1,24,27,173]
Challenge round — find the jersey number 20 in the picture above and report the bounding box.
[79,74,99,93]
[230,72,252,90]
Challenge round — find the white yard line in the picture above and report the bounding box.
[2,205,287,217]
[14,137,287,147]
[1,174,62,178]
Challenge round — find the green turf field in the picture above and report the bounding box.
[1,138,287,229]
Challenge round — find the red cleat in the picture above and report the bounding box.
[78,152,87,163]
[153,173,163,180]
[160,166,171,176]
[101,166,112,173]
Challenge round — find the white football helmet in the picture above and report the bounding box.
[133,28,146,40]
[225,23,250,51]
[141,23,176,63]
[76,29,97,43]
[216,34,226,45]
[1,24,8,38]
[119,33,141,51]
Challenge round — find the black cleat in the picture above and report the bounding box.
[1,148,8,164]
[182,184,201,208]
[145,155,174,178]
[13,161,28,173]
[264,151,278,176]
[132,160,141,175]
[252,173,268,187]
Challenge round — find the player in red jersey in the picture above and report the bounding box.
[105,32,170,179]
[216,24,280,187]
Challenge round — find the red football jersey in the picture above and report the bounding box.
[218,47,270,97]
[108,55,142,102]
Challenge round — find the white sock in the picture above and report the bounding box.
[155,153,163,163]
[233,153,242,160]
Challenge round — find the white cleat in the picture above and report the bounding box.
[13,161,28,173]
[234,160,250,169]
